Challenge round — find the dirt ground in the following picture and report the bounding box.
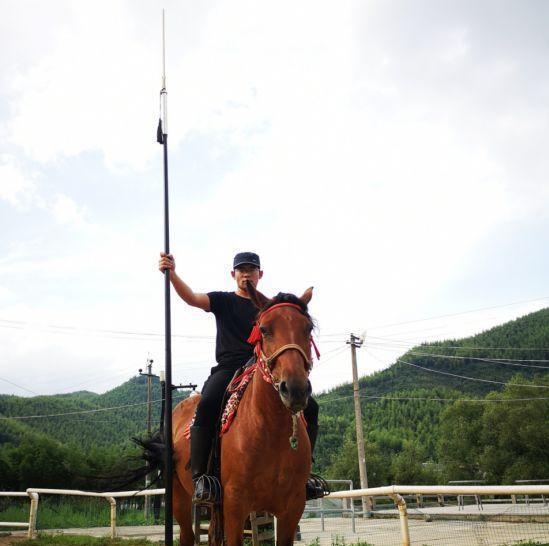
[0,535,26,546]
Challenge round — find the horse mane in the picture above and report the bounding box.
[260,292,315,327]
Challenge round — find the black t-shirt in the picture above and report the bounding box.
[207,291,257,370]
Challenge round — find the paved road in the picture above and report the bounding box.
[5,504,548,545]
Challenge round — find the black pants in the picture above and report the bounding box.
[194,365,319,435]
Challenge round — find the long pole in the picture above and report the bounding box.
[157,10,173,546]
[144,358,153,519]
[348,333,371,516]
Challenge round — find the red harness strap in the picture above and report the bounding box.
[247,302,321,364]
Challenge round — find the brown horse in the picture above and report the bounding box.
[171,284,315,546]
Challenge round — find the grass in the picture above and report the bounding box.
[16,536,158,545]
[0,500,158,531]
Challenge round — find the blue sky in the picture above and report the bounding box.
[1,0,548,397]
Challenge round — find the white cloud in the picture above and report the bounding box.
[0,154,40,208]
[437,29,470,62]
[1,1,548,396]
[5,3,158,169]
[51,193,89,227]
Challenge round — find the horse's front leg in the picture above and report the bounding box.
[222,491,248,546]
[275,506,304,546]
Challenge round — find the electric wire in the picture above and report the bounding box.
[366,346,549,368]
[0,319,215,342]
[397,358,549,389]
[316,393,549,405]
[313,345,348,366]
[364,296,549,331]
[0,376,40,396]
[366,335,549,351]
[0,317,345,342]
[0,393,193,420]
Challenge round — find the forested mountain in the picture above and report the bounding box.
[1,308,548,490]
[314,308,549,485]
[2,377,158,449]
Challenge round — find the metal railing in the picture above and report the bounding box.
[20,488,165,539]
[327,485,549,546]
[0,492,34,536]
[3,483,549,544]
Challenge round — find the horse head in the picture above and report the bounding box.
[247,281,315,413]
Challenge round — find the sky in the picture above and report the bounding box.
[1,0,548,399]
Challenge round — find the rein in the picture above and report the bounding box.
[246,302,321,450]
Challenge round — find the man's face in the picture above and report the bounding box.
[231,264,263,292]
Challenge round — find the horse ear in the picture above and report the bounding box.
[246,280,270,309]
[300,286,314,306]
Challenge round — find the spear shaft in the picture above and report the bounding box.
[158,9,174,546]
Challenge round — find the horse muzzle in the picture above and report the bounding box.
[279,378,312,412]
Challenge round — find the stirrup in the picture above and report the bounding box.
[193,474,222,505]
[306,473,330,501]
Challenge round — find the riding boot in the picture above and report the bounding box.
[307,419,319,455]
[190,426,220,503]
[305,420,329,500]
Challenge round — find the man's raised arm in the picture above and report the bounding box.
[158,252,211,311]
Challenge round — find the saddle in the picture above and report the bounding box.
[184,358,256,443]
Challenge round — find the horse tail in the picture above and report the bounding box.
[90,430,166,492]
[132,430,166,477]
[130,430,166,485]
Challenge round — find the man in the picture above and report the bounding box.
[158,251,324,501]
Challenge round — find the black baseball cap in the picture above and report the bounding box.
[233,252,261,269]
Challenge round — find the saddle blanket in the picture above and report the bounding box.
[183,363,257,439]
[183,363,307,439]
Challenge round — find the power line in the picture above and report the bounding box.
[0,393,193,420]
[410,351,549,365]
[367,346,549,369]
[317,393,549,405]
[364,296,549,331]
[0,319,215,342]
[366,337,549,351]
[0,376,40,396]
[397,358,549,389]
[313,345,348,366]
[2,294,545,342]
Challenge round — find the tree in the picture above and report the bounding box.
[392,441,437,484]
[480,378,549,483]
[438,401,484,481]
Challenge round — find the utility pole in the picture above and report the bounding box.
[347,333,372,516]
[139,357,158,520]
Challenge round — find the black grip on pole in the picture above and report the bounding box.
[157,119,164,144]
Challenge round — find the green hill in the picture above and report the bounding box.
[314,307,549,485]
[1,307,547,489]
[0,376,194,450]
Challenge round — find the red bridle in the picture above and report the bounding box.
[247,302,321,378]
[247,302,320,450]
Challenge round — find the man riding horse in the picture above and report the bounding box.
[158,251,326,502]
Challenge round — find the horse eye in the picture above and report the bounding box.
[259,326,270,336]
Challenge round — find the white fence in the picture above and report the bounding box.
[0,487,165,539]
[308,485,549,546]
[2,484,549,544]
